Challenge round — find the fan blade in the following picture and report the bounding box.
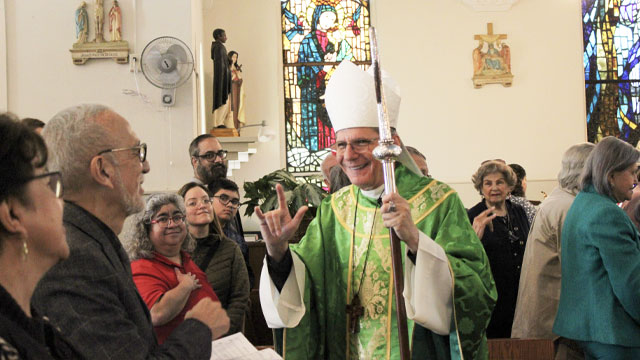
[159,71,181,87]
[143,49,163,73]
[166,44,188,62]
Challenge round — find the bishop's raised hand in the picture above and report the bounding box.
[255,183,308,262]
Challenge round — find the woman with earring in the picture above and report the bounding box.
[554,136,640,358]
[122,193,223,344]
[468,160,530,338]
[0,114,80,358]
[178,183,249,336]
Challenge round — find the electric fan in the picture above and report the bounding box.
[140,36,194,106]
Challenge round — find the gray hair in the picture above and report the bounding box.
[329,165,351,194]
[41,104,116,194]
[122,193,195,261]
[406,146,426,160]
[471,160,517,195]
[558,142,595,194]
[580,136,640,196]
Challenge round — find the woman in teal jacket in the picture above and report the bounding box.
[553,136,640,359]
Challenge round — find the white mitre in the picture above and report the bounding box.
[325,60,401,132]
[324,60,422,176]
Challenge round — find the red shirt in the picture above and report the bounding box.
[131,251,218,344]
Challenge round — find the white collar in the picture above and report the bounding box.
[361,184,385,200]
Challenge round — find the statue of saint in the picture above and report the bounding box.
[228,51,246,130]
[211,28,232,128]
[75,1,89,44]
[109,0,122,41]
[95,0,105,43]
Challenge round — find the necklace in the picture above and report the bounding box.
[346,189,380,334]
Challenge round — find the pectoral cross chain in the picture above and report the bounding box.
[346,294,364,334]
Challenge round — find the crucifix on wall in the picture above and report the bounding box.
[472,23,513,88]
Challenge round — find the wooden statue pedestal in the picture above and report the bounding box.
[210,128,239,137]
[70,40,130,65]
[473,73,513,88]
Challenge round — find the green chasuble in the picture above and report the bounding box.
[276,165,496,359]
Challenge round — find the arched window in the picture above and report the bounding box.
[583,0,640,145]
[281,0,371,180]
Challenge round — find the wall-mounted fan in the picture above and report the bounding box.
[140,36,194,107]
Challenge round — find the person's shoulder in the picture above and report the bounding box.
[467,200,486,217]
[130,258,157,273]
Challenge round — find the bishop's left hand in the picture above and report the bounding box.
[381,192,419,253]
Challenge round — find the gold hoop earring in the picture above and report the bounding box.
[22,240,29,262]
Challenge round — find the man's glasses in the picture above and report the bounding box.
[185,198,213,207]
[196,150,228,162]
[330,138,379,155]
[23,171,64,198]
[98,143,147,163]
[213,194,240,208]
[149,214,185,227]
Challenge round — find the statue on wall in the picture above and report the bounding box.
[211,28,232,129]
[94,0,105,43]
[75,1,89,44]
[109,0,122,42]
[472,23,513,88]
[228,51,246,130]
[70,0,129,65]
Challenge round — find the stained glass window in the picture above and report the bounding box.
[583,0,640,145]
[281,0,371,176]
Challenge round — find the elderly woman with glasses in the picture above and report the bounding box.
[122,193,223,344]
[553,136,640,359]
[468,160,530,338]
[0,114,81,358]
[178,182,249,336]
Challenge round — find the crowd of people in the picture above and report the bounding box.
[1,61,640,360]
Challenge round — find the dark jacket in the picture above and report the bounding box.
[193,234,249,335]
[0,285,80,359]
[468,199,529,338]
[32,202,212,359]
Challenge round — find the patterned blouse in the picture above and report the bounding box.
[510,196,537,225]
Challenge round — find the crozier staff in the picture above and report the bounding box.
[258,61,496,360]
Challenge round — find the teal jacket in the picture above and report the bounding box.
[553,185,640,346]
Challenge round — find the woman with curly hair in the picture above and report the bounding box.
[122,193,221,344]
[468,160,530,338]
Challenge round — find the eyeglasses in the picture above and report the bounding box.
[22,171,64,198]
[185,198,213,207]
[150,214,185,227]
[98,143,147,163]
[196,150,228,161]
[213,194,240,208]
[330,138,379,155]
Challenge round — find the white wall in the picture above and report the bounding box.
[372,0,586,205]
[200,0,585,231]
[4,0,195,192]
[3,1,586,232]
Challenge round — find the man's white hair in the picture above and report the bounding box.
[42,104,117,194]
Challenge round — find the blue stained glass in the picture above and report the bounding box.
[281,0,371,177]
[582,0,640,145]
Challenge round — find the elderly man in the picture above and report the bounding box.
[32,104,229,360]
[258,62,496,359]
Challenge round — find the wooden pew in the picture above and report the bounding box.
[488,338,554,360]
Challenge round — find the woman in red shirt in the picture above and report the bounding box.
[122,193,220,344]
